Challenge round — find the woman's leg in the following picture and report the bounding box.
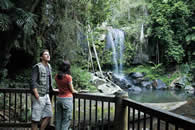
[61,98,73,130]
[56,100,62,130]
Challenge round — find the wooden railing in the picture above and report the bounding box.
[71,93,116,130]
[123,98,195,130]
[0,88,195,130]
[0,88,31,128]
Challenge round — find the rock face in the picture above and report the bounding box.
[94,71,194,97]
[90,73,122,94]
[152,79,168,89]
[111,72,169,94]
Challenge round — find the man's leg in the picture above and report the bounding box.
[31,95,42,130]
[41,95,53,130]
[40,117,51,130]
[31,121,38,130]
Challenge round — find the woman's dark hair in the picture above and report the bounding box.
[57,60,71,80]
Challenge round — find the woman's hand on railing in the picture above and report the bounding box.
[78,90,89,93]
[52,88,59,95]
[73,90,78,94]
[53,88,59,92]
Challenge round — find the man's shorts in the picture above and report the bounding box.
[31,94,53,122]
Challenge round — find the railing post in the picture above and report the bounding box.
[113,91,128,130]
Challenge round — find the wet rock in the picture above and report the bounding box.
[173,75,189,89]
[132,77,144,86]
[112,74,133,89]
[184,85,194,94]
[174,82,184,89]
[152,79,167,89]
[128,86,142,94]
[128,72,145,79]
[141,81,153,88]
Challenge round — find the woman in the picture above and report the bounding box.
[55,60,78,130]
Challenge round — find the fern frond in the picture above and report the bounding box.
[0,13,11,31]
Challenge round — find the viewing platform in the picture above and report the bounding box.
[0,88,195,130]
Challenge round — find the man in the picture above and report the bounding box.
[31,49,53,130]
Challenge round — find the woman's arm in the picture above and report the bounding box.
[69,82,78,93]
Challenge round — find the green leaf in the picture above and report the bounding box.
[186,33,195,42]
[0,0,14,9]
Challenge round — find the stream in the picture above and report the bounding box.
[128,89,191,103]
[128,89,195,119]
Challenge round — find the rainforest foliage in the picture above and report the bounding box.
[148,0,194,64]
[0,0,194,88]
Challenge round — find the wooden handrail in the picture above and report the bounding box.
[123,98,195,130]
[0,88,31,93]
[73,93,116,102]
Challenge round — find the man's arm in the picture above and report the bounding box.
[32,88,39,100]
[31,66,39,100]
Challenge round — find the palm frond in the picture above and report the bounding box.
[0,0,14,10]
[14,8,38,35]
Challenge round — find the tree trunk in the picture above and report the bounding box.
[88,25,103,77]
[87,34,95,72]
[30,0,41,12]
[92,41,103,76]
[156,39,159,64]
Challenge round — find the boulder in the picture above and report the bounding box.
[128,86,142,94]
[90,73,122,94]
[141,81,153,88]
[97,83,122,94]
[152,79,167,89]
[128,72,145,79]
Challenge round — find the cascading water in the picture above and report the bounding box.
[140,23,144,43]
[103,1,193,115]
[132,4,150,64]
[106,28,124,74]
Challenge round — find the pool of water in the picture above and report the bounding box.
[128,89,190,103]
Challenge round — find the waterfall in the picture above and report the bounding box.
[119,31,125,73]
[140,23,144,43]
[140,5,147,44]
[132,4,150,64]
[106,28,125,74]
